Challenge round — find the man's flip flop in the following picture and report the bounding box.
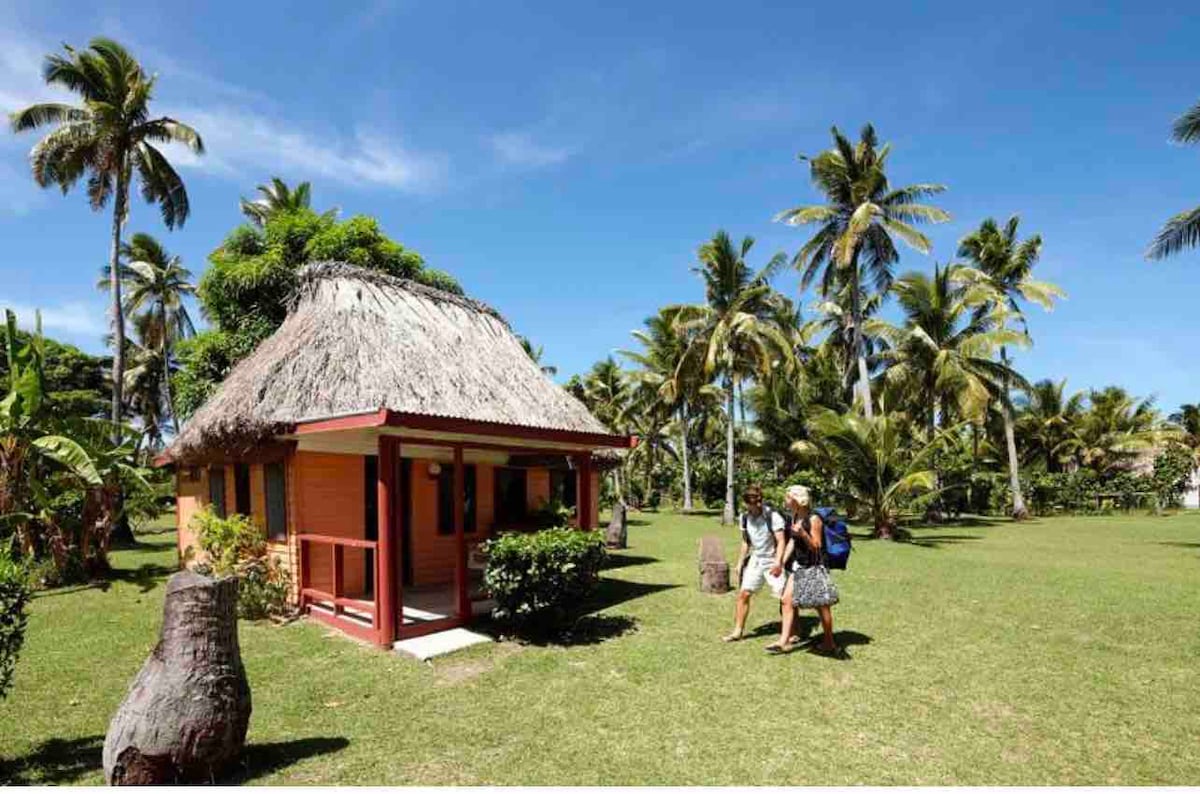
[722,632,744,643]
[765,643,794,655]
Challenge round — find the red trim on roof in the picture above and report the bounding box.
[287,408,634,448]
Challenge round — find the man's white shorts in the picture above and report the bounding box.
[740,557,787,597]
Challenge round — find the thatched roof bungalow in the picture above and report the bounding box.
[163,263,632,646]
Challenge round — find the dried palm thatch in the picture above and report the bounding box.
[166,263,612,461]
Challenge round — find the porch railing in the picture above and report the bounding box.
[297,533,382,645]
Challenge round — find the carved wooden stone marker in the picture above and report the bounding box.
[103,571,252,784]
[698,535,730,594]
[606,501,628,549]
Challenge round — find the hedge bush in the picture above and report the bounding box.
[482,528,606,628]
[0,547,31,700]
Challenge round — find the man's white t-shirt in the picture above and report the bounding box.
[741,508,786,562]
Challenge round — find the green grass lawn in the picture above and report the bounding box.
[3,510,1199,784]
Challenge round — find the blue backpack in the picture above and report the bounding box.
[814,507,852,570]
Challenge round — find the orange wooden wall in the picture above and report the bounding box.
[175,452,602,599]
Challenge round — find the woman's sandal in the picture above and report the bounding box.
[765,642,794,655]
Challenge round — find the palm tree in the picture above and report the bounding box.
[1077,387,1165,474]
[792,409,943,539]
[1147,99,1200,260]
[876,264,1028,434]
[519,336,557,376]
[674,231,792,524]
[10,38,204,440]
[98,232,195,433]
[1015,379,1086,472]
[240,177,334,227]
[957,216,1064,518]
[775,124,949,418]
[579,357,632,501]
[121,313,172,449]
[620,307,716,511]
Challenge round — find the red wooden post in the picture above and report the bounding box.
[454,445,468,621]
[298,539,309,611]
[376,435,397,646]
[331,544,342,616]
[577,452,593,530]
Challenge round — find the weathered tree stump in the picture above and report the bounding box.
[698,535,730,594]
[103,571,252,784]
[605,501,628,549]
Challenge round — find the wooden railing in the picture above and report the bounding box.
[297,533,382,645]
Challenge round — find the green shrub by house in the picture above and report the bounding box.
[189,508,292,620]
[0,546,30,700]
[483,528,606,627]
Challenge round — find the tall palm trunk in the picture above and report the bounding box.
[722,373,735,525]
[159,302,180,437]
[999,347,1029,520]
[109,163,128,440]
[680,403,693,512]
[108,161,135,548]
[850,257,873,419]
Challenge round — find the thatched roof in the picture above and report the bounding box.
[167,262,614,461]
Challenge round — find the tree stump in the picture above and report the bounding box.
[103,571,252,784]
[605,501,628,549]
[698,535,730,594]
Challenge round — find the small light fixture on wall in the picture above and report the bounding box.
[427,461,442,478]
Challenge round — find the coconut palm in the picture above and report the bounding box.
[1169,403,1200,451]
[519,336,557,376]
[673,231,793,524]
[1014,379,1087,472]
[956,216,1064,519]
[875,264,1028,434]
[1147,99,1200,260]
[121,313,172,449]
[775,124,949,418]
[1077,387,1165,474]
[10,38,204,439]
[792,409,944,539]
[240,177,334,227]
[98,233,195,433]
[620,307,719,511]
[579,357,632,501]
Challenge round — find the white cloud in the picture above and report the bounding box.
[489,131,573,168]
[165,106,448,192]
[0,298,108,339]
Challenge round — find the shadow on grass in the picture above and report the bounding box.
[602,554,659,571]
[31,562,176,599]
[803,630,873,661]
[745,614,820,639]
[224,737,351,783]
[0,735,103,785]
[102,562,178,593]
[586,577,678,613]
[0,735,351,785]
[1157,541,1200,549]
[482,613,640,648]
[120,537,178,553]
[901,534,985,549]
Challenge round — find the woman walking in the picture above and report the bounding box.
[768,484,840,655]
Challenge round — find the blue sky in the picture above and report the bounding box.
[1,0,1197,412]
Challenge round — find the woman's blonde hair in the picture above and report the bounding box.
[785,484,811,508]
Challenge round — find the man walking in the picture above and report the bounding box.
[722,484,788,642]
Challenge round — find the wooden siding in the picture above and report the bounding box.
[175,469,206,562]
[294,451,368,597]
[408,460,499,586]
